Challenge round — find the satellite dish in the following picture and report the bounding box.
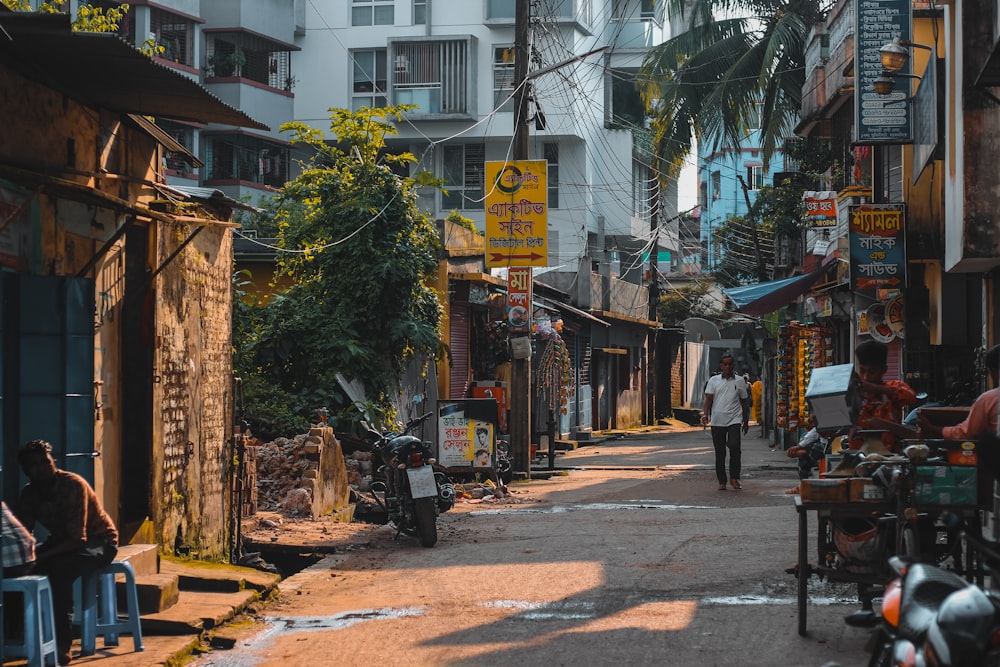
[682,317,721,342]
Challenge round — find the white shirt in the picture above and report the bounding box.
[705,374,748,427]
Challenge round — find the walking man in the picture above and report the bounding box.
[701,354,749,490]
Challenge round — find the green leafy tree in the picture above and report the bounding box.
[639,0,830,177]
[233,106,442,435]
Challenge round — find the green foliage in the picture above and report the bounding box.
[640,0,829,176]
[712,214,775,288]
[3,1,163,56]
[658,279,725,325]
[232,106,442,436]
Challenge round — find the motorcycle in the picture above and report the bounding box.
[368,412,455,547]
[867,533,1000,667]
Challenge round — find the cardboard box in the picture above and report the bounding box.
[911,439,979,466]
[805,364,859,430]
[848,477,886,502]
[914,465,977,505]
[800,478,848,503]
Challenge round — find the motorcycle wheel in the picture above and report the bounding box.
[413,497,438,547]
[865,628,892,667]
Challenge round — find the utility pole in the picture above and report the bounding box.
[647,175,660,423]
[509,0,531,475]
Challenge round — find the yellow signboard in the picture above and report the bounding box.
[484,160,548,267]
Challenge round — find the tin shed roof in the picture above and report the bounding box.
[0,11,267,130]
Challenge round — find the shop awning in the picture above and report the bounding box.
[722,268,827,316]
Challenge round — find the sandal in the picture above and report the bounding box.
[730,479,742,490]
[718,483,727,491]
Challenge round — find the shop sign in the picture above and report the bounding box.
[507,266,532,334]
[437,400,495,469]
[804,191,838,228]
[849,204,906,290]
[484,160,549,267]
[854,0,913,144]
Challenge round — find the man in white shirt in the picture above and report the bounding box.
[701,353,750,490]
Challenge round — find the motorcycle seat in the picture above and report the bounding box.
[897,562,969,641]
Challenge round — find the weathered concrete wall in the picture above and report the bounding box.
[153,222,235,559]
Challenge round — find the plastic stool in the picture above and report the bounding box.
[79,561,144,656]
[2,575,60,667]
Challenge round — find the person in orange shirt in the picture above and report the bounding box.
[848,340,917,453]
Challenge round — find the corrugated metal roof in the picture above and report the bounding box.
[128,114,204,168]
[0,11,267,130]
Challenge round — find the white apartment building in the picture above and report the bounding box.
[50,0,676,280]
[294,0,676,277]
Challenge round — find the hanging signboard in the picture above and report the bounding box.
[484,160,549,267]
[849,204,907,291]
[854,0,913,144]
[507,265,533,334]
[804,191,838,228]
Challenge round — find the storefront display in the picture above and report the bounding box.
[776,322,835,435]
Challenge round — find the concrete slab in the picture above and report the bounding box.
[159,558,281,593]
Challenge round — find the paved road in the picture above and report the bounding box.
[193,426,875,667]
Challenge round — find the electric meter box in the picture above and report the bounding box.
[805,363,858,431]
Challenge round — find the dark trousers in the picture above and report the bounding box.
[33,540,117,655]
[711,424,742,484]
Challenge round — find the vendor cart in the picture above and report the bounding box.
[792,447,987,636]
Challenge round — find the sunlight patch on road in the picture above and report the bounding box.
[562,600,697,632]
[470,502,717,516]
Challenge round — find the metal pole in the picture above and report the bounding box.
[509,0,532,476]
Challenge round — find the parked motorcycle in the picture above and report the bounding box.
[867,533,1000,667]
[368,412,455,547]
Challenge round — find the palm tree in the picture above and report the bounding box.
[639,0,830,178]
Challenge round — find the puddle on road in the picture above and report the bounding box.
[470,501,717,516]
[194,608,424,667]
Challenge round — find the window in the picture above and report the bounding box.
[414,0,426,24]
[711,170,722,200]
[160,121,195,174]
[633,160,652,222]
[544,143,559,209]
[700,181,708,209]
[353,0,394,26]
[493,46,516,110]
[206,32,293,90]
[441,145,484,210]
[392,39,469,114]
[204,135,289,188]
[151,7,194,67]
[746,165,764,190]
[487,0,515,20]
[352,49,388,111]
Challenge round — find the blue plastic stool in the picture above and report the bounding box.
[2,575,60,666]
[79,561,144,656]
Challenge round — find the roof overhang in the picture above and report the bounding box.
[0,12,267,130]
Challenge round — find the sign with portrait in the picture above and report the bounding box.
[437,400,496,469]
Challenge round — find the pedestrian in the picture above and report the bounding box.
[701,353,749,490]
[751,375,763,428]
[16,439,119,665]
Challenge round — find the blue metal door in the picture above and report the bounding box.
[2,273,95,495]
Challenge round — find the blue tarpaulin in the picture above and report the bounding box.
[722,269,826,316]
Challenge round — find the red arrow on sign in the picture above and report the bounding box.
[490,252,545,263]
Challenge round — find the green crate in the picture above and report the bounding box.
[914,465,977,505]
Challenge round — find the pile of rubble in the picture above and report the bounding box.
[254,434,318,515]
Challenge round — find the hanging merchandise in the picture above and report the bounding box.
[536,324,572,416]
[776,322,835,435]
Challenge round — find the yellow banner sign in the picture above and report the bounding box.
[484,160,548,267]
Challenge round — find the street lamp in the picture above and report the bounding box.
[879,38,933,72]
[874,38,932,96]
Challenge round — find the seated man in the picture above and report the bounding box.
[918,344,1000,441]
[785,416,831,494]
[1,500,35,577]
[16,440,118,665]
[849,339,916,453]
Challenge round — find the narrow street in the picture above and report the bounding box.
[193,427,874,667]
